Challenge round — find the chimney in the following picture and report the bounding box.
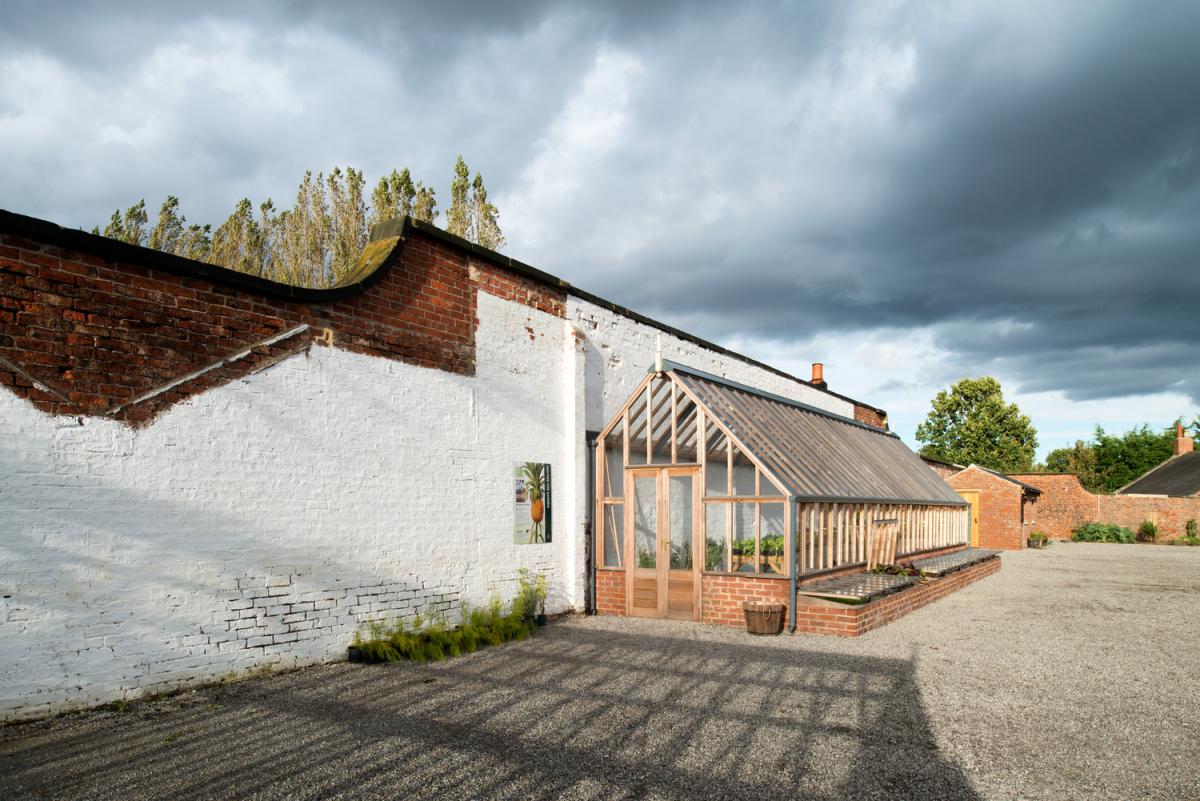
[1174,422,1194,456]
[811,362,827,389]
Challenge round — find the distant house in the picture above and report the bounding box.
[1117,424,1200,497]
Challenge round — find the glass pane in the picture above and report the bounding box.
[674,399,698,462]
[603,504,624,567]
[604,446,624,499]
[668,475,693,569]
[760,503,785,574]
[760,472,784,498]
[628,388,649,465]
[633,475,657,568]
[650,379,673,464]
[603,420,624,498]
[705,440,729,497]
[732,447,756,496]
[732,502,756,573]
[705,503,729,571]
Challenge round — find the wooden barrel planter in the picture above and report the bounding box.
[743,601,786,635]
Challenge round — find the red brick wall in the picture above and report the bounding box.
[794,555,1000,636]
[595,570,626,616]
[0,223,565,425]
[922,459,963,480]
[946,466,1026,550]
[700,574,790,627]
[853,404,888,429]
[1010,473,1200,542]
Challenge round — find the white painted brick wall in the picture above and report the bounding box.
[0,287,850,721]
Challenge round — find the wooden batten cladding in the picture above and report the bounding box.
[796,502,967,575]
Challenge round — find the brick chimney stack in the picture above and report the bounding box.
[811,362,827,389]
[1174,422,1194,456]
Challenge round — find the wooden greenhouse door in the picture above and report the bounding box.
[626,467,699,620]
[958,491,981,546]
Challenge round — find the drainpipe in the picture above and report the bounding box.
[585,432,599,615]
[788,494,798,633]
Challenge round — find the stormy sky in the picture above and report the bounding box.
[2,1,1198,457]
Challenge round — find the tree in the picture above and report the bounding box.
[93,157,496,288]
[1041,440,1103,492]
[445,154,472,239]
[916,377,1038,472]
[472,170,504,251]
[1091,423,1175,493]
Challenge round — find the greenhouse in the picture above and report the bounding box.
[593,361,971,630]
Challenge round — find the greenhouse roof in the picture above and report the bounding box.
[666,362,966,506]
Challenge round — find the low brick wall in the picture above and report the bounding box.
[700,574,790,627]
[595,569,626,616]
[794,555,1001,637]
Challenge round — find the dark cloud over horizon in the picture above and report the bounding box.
[2,1,1198,438]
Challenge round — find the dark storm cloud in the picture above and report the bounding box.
[1,1,1198,407]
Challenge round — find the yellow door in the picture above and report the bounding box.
[958,491,981,546]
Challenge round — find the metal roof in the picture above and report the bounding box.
[668,364,966,506]
[1118,452,1200,496]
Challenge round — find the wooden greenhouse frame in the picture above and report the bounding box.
[593,363,969,624]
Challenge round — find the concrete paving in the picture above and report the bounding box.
[2,542,1198,800]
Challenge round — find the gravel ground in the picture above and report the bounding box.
[2,542,1198,801]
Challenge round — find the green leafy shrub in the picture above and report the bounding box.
[1071,522,1135,544]
[1171,520,1200,546]
[1028,531,1049,546]
[352,572,546,664]
[1136,520,1159,543]
[1188,519,1198,538]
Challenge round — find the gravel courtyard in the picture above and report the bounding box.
[2,542,1198,801]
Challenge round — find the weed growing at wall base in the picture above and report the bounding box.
[350,572,547,664]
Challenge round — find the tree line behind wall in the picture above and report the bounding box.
[93,155,503,289]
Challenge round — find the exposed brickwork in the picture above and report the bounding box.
[700,574,790,627]
[595,569,626,616]
[853,404,888,429]
[469,258,566,318]
[946,466,1032,550]
[0,227,566,425]
[793,555,1001,636]
[1010,473,1200,542]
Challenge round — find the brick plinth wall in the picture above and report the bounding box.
[700,574,790,627]
[1009,473,1200,542]
[793,555,1001,637]
[595,570,626,616]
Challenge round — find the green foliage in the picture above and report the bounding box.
[1040,440,1104,493]
[636,548,655,568]
[1028,531,1049,547]
[869,563,924,577]
[1136,519,1159,543]
[445,154,472,239]
[353,573,547,664]
[1071,522,1135,544]
[916,377,1038,472]
[96,157,503,289]
[1188,519,1198,538]
[1092,424,1176,493]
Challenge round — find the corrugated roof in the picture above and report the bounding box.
[1119,452,1200,496]
[668,364,966,506]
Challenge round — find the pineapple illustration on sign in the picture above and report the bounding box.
[514,462,552,544]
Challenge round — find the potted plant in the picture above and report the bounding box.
[1027,531,1049,549]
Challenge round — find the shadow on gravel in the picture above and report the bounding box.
[0,623,981,801]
